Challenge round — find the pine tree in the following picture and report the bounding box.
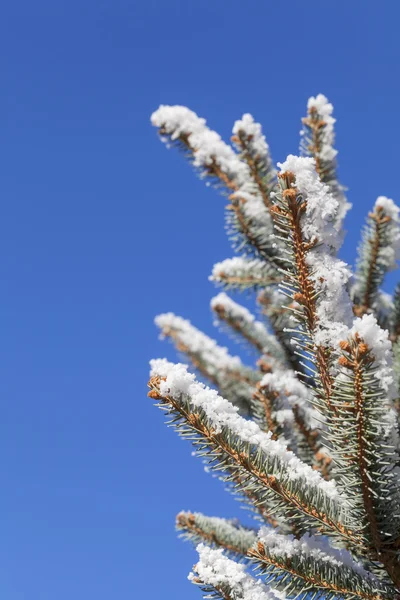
[147,94,400,599]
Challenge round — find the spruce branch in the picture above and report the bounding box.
[210,257,280,291]
[210,293,287,367]
[149,94,400,597]
[300,94,351,231]
[231,114,277,211]
[176,511,257,561]
[331,316,400,552]
[148,360,361,546]
[271,156,354,415]
[155,312,259,414]
[151,105,279,264]
[353,197,400,316]
[249,528,394,600]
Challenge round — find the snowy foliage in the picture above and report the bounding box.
[210,257,279,290]
[150,359,342,502]
[149,93,400,598]
[190,544,283,600]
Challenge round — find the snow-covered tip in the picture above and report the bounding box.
[210,257,278,289]
[374,196,400,270]
[346,313,397,399]
[232,113,271,160]
[256,527,372,578]
[302,95,351,227]
[278,155,354,349]
[278,155,341,250]
[151,104,250,186]
[149,359,343,502]
[189,544,283,600]
[155,312,243,374]
[306,94,337,163]
[177,511,257,556]
[211,292,287,363]
[151,105,206,139]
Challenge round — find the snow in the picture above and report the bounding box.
[189,544,284,600]
[211,293,287,362]
[278,155,340,250]
[375,195,400,221]
[306,94,337,163]
[301,95,351,226]
[307,253,354,348]
[232,113,272,162]
[210,257,274,284]
[151,105,274,247]
[180,512,257,550]
[150,359,344,502]
[260,372,320,430]
[155,312,243,375]
[151,104,250,187]
[349,314,397,399]
[257,527,373,578]
[277,156,354,349]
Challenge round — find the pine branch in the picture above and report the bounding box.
[353,197,400,316]
[190,544,281,600]
[249,528,394,600]
[176,511,256,561]
[300,94,351,232]
[231,114,277,211]
[331,316,400,554]
[210,257,280,291]
[151,105,279,264]
[210,293,287,367]
[148,360,361,546]
[271,156,354,416]
[155,312,259,414]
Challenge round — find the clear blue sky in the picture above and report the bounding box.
[2,2,400,599]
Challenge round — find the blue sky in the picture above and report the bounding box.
[2,2,400,599]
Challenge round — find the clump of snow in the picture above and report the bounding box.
[349,314,397,399]
[257,527,373,579]
[232,113,272,162]
[306,95,337,163]
[308,253,354,348]
[277,156,354,350]
[150,359,344,503]
[375,196,400,221]
[151,105,250,187]
[301,95,351,227]
[278,155,340,251]
[189,544,283,600]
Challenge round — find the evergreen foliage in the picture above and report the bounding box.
[148,95,400,598]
